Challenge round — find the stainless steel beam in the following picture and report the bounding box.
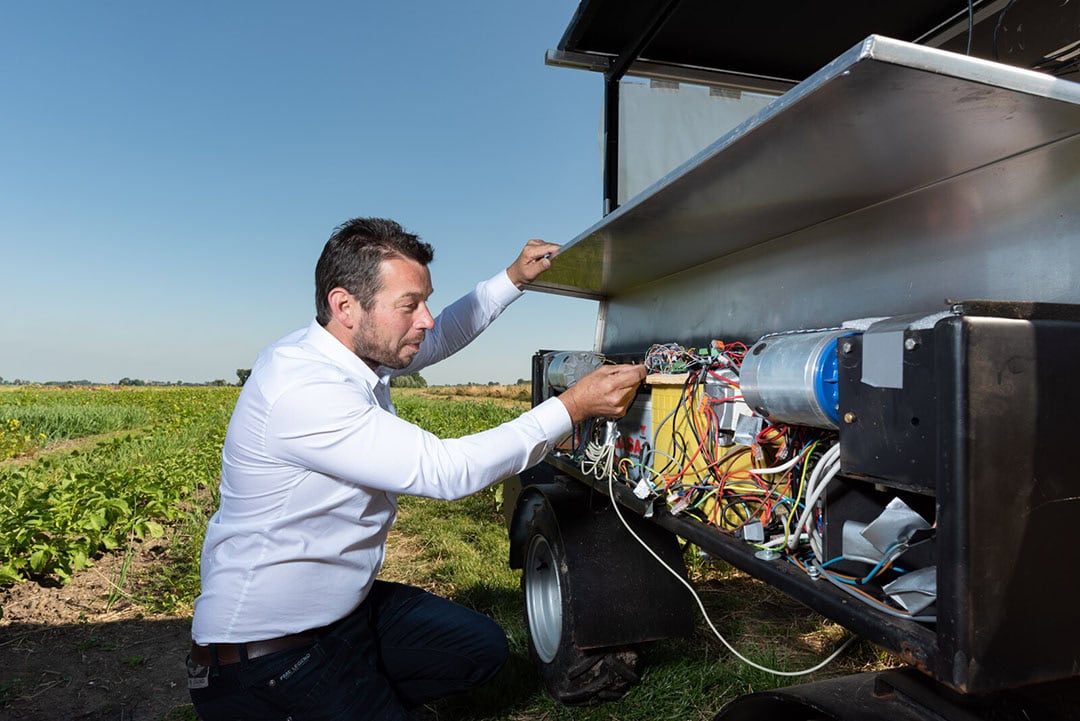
[531,36,1080,311]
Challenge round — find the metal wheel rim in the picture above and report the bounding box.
[525,533,562,663]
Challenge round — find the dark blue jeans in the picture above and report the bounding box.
[188,581,509,720]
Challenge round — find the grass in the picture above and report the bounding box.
[0,386,164,460]
[0,385,897,720]
[0,402,150,441]
[382,483,894,721]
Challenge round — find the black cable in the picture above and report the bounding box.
[993,0,1019,61]
[967,0,975,56]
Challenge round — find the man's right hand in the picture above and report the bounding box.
[556,364,647,424]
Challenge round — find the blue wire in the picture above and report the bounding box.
[858,543,903,585]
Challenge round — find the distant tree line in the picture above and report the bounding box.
[0,371,525,388]
[389,372,427,388]
[0,375,245,387]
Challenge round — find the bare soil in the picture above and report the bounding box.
[0,519,452,721]
[0,538,193,721]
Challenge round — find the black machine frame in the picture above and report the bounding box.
[516,0,1080,711]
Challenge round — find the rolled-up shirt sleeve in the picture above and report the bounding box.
[267,379,572,500]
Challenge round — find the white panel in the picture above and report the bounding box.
[617,80,775,205]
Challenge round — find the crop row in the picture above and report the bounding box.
[0,387,237,585]
[0,387,524,590]
[0,386,159,460]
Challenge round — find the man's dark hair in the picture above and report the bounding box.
[315,217,434,326]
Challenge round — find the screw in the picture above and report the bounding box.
[840,341,853,354]
[843,412,857,424]
[904,337,919,351]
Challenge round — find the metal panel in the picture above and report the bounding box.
[935,316,1080,692]
[530,36,1080,309]
[599,132,1080,351]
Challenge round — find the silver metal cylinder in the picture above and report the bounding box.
[739,330,845,429]
[544,351,603,393]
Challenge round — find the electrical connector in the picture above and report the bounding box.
[670,495,692,515]
[602,419,619,446]
[741,520,765,543]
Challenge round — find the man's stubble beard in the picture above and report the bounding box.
[351,326,416,370]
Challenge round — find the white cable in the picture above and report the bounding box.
[787,445,841,554]
[809,533,825,564]
[606,469,856,677]
[801,449,837,558]
[746,451,804,476]
[581,435,618,481]
[802,465,839,562]
[803,443,841,509]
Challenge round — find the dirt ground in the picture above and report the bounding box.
[0,538,193,721]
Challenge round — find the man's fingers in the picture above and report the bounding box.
[523,240,560,260]
[606,364,646,386]
[556,364,647,423]
[597,364,645,417]
[508,240,561,288]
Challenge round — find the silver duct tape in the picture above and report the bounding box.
[861,497,931,554]
[883,566,937,615]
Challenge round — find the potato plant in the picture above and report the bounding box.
[0,387,236,585]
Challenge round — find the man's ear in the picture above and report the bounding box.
[327,287,360,329]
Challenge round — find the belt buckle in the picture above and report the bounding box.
[187,654,210,689]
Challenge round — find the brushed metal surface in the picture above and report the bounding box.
[601,132,1080,351]
[532,36,1080,310]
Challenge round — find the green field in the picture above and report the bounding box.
[0,385,888,720]
[0,386,235,589]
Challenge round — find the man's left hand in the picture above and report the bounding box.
[507,239,561,289]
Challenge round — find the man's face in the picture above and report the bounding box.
[351,257,435,370]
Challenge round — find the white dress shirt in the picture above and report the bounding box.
[191,270,572,643]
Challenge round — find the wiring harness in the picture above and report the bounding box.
[565,340,936,675]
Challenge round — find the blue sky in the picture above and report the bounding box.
[0,1,603,385]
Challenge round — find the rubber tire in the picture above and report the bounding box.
[522,502,641,705]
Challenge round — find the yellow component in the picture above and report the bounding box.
[648,377,758,528]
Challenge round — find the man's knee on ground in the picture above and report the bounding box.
[469,615,510,686]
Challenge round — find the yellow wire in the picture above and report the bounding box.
[783,441,818,548]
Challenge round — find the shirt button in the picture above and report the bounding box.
[268,679,276,687]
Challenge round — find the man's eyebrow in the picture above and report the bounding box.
[397,290,432,301]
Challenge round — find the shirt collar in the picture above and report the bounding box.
[302,319,391,389]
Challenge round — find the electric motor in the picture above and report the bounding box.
[544,351,603,393]
[740,330,848,429]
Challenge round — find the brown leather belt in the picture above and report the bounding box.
[190,633,317,667]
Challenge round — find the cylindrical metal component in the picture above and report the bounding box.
[740,330,848,429]
[544,351,603,393]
